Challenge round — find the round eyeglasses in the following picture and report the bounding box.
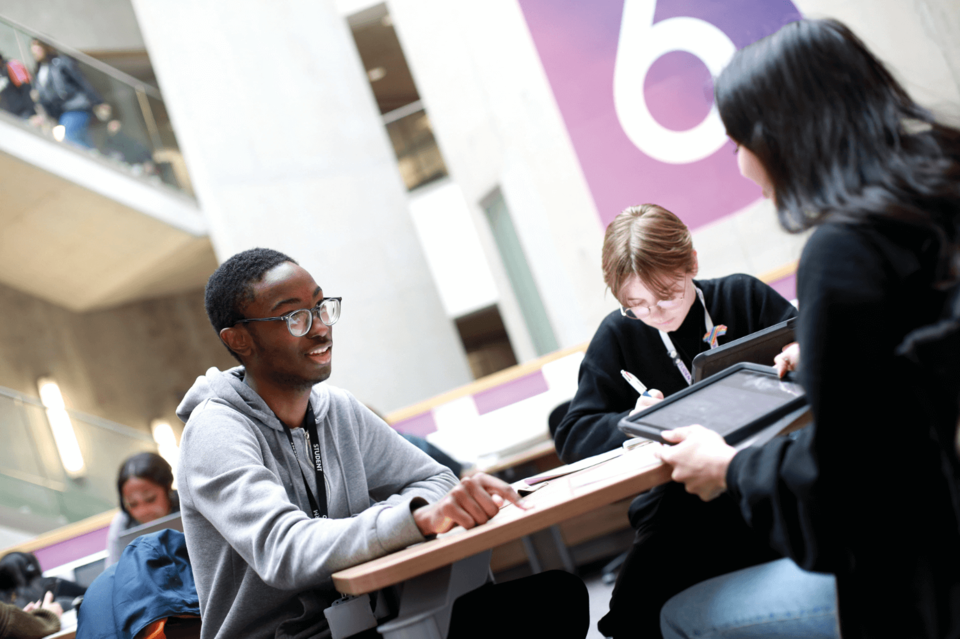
[619,290,684,320]
[235,297,341,337]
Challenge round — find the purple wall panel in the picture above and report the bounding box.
[33,526,110,571]
[516,0,801,230]
[391,411,438,437]
[473,371,549,416]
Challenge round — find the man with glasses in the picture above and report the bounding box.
[175,248,587,639]
[552,205,798,639]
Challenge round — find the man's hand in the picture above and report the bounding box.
[23,591,63,619]
[414,473,526,536]
[774,342,800,378]
[654,426,736,501]
[630,389,664,415]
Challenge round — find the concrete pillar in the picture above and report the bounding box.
[131,0,472,411]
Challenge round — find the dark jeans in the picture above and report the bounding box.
[598,484,779,639]
[354,569,589,639]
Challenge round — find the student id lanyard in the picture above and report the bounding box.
[658,286,727,386]
[281,403,329,519]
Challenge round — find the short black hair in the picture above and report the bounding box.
[204,248,297,362]
[117,452,174,518]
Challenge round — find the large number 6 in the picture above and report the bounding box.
[613,0,737,164]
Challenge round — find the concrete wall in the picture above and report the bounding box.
[389,0,612,362]
[0,0,145,52]
[131,0,474,413]
[0,282,234,434]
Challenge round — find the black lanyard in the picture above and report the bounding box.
[281,403,328,519]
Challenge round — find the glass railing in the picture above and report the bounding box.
[0,14,194,196]
[0,386,157,530]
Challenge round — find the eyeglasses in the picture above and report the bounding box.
[619,289,684,320]
[235,297,342,337]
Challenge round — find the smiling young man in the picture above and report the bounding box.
[177,248,587,639]
[552,205,798,639]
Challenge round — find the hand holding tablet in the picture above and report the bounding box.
[655,426,736,501]
[618,363,807,446]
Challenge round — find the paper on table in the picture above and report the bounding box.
[569,442,663,490]
[520,439,653,486]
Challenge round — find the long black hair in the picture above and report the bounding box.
[716,19,960,278]
[116,452,174,519]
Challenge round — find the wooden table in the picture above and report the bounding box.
[332,443,671,639]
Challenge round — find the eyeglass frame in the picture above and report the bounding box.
[234,297,342,336]
[619,287,686,320]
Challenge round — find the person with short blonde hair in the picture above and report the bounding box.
[555,203,797,638]
[601,204,697,303]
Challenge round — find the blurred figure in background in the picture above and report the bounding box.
[30,39,110,149]
[102,118,158,176]
[0,552,83,614]
[0,592,61,639]
[105,452,180,567]
[0,52,35,119]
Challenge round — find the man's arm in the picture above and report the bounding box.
[180,405,445,591]
[346,394,524,535]
[349,394,458,507]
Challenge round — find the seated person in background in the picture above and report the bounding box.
[0,552,84,613]
[0,592,61,639]
[178,248,588,639]
[551,204,797,638]
[105,452,180,567]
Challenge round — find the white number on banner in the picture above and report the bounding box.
[613,0,737,164]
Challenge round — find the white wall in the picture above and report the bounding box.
[407,180,499,318]
[389,0,614,361]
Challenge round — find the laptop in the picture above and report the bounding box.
[116,511,184,553]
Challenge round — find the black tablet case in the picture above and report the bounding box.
[692,316,796,383]
[618,363,807,447]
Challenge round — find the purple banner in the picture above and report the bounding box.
[518,0,801,230]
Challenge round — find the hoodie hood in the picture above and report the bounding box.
[176,366,331,429]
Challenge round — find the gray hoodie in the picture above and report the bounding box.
[176,366,458,639]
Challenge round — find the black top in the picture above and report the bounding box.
[556,274,798,464]
[727,221,960,638]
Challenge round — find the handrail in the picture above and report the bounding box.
[0,12,163,99]
[0,509,118,556]
[758,260,799,284]
[385,342,588,424]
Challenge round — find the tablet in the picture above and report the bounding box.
[618,363,806,445]
[692,317,796,383]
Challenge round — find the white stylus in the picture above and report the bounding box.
[620,370,652,397]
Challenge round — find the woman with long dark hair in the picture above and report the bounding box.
[105,452,180,566]
[654,19,960,639]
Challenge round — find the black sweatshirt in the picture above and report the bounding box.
[555,274,798,464]
[727,221,960,638]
